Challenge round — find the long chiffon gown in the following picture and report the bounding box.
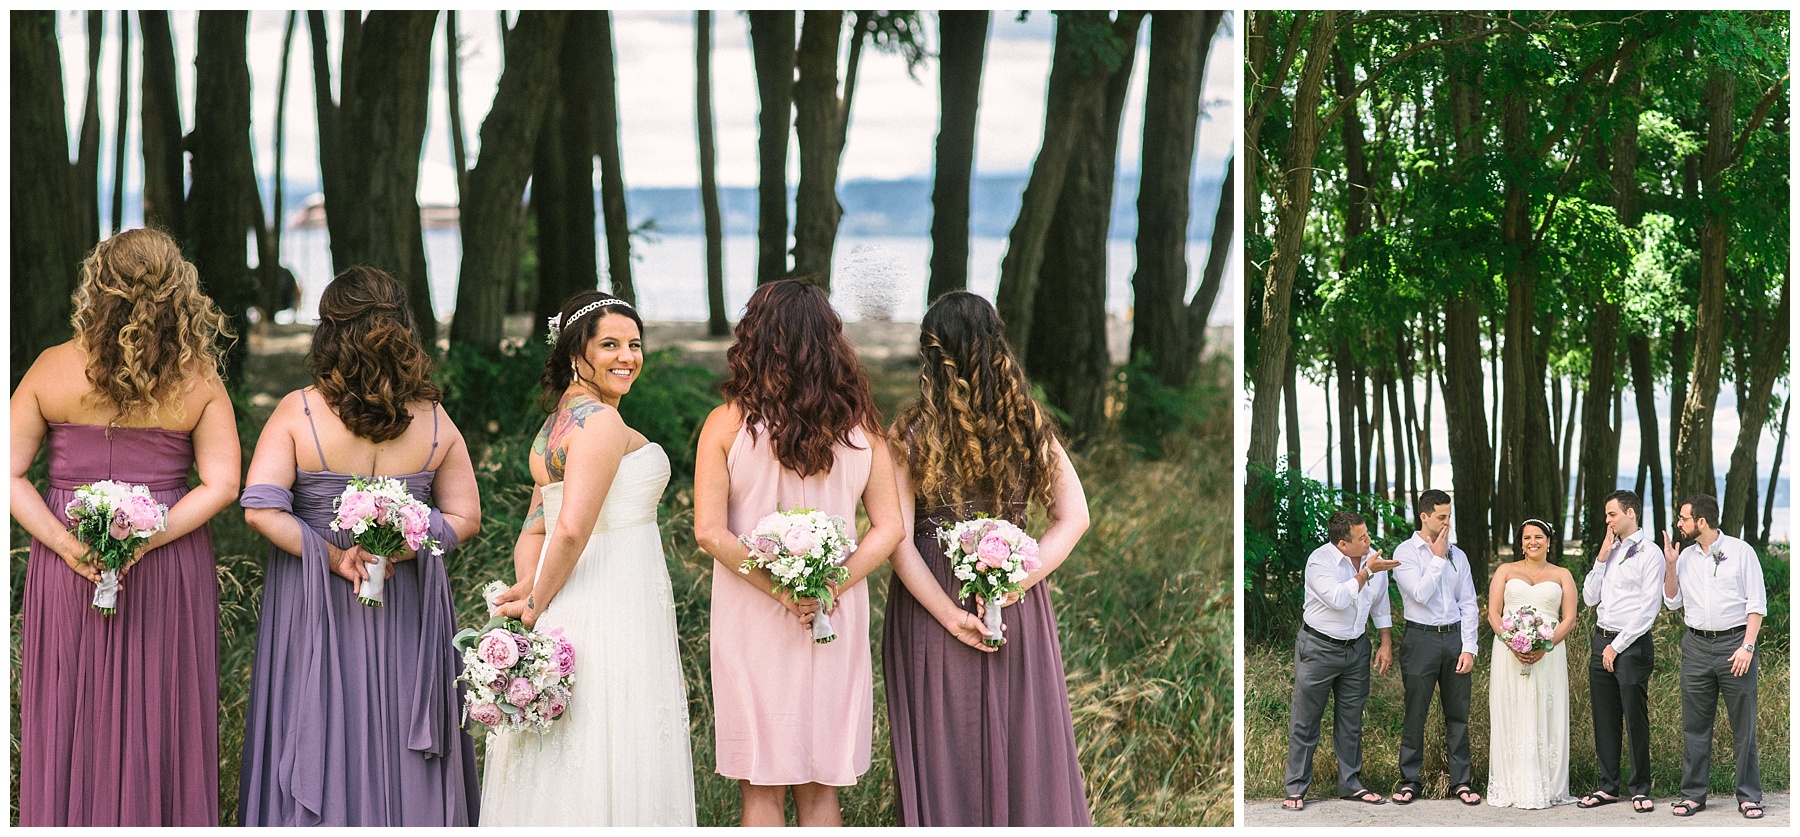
[237,396,478,826]
[1486,578,1576,809]
[711,425,875,786]
[19,423,220,826]
[479,444,697,825]
[882,497,1090,826]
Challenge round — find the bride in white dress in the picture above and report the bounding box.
[485,295,696,825]
[1485,518,1579,809]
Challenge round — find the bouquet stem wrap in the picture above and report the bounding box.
[358,552,393,607]
[91,569,121,613]
[812,611,836,644]
[982,601,1005,648]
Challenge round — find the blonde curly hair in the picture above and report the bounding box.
[892,292,1060,512]
[70,228,233,423]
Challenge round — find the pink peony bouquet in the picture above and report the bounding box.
[939,516,1041,647]
[328,475,442,606]
[453,596,576,735]
[738,507,856,643]
[1498,605,1557,676]
[64,480,168,615]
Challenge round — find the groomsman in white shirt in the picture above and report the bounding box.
[1388,490,1481,806]
[1663,494,1767,820]
[1280,511,1398,812]
[1578,489,1664,814]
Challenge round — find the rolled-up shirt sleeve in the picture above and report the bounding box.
[1582,560,1608,607]
[1664,551,1687,610]
[1744,545,1768,617]
[1456,552,1479,653]
[1370,573,1393,630]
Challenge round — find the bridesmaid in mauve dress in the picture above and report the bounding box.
[9,229,241,826]
[236,267,482,826]
[694,280,905,826]
[882,291,1092,826]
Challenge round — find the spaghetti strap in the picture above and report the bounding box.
[423,403,441,472]
[298,389,329,471]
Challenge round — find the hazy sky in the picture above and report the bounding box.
[58,10,1239,208]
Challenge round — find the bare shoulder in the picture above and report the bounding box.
[19,342,81,390]
[700,401,743,444]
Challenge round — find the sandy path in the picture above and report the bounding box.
[1244,792,1787,827]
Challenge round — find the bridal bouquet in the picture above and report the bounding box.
[1498,605,1557,676]
[64,480,168,615]
[329,476,442,606]
[939,516,1042,647]
[738,508,855,643]
[454,586,577,734]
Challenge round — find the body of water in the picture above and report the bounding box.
[275,229,1238,327]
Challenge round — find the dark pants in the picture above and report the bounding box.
[1397,628,1471,789]
[1285,628,1371,797]
[1589,630,1654,797]
[1679,629,1760,804]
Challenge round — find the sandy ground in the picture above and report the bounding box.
[1244,792,1787,827]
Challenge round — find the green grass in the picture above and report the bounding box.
[11,351,1233,827]
[1243,548,1791,801]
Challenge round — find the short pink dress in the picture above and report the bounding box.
[710,423,874,786]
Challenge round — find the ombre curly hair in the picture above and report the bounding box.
[720,279,882,477]
[308,266,441,443]
[892,292,1060,512]
[69,228,233,424]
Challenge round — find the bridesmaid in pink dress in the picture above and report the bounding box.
[9,229,241,825]
[694,279,904,826]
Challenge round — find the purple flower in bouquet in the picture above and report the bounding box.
[550,632,576,677]
[108,510,132,541]
[506,677,537,707]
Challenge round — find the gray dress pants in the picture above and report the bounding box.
[1679,629,1760,804]
[1285,627,1371,797]
[1397,628,1471,789]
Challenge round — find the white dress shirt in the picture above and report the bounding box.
[1581,526,1665,653]
[1302,541,1393,641]
[1391,532,1480,654]
[1664,532,1768,631]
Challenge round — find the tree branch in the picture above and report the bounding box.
[1320,25,1514,128]
[1726,72,1790,171]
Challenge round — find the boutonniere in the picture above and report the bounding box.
[1622,541,1641,563]
[1710,548,1726,576]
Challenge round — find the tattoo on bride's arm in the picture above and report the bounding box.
[522,504,544,531]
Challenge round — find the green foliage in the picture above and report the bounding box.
[1054,10,1131,77]
[615,351,718,480]
[1244,464,1408,643]
[1119,352,1226,458]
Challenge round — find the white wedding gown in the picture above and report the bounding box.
[1486,578,1576,809]
[480,444,697,825]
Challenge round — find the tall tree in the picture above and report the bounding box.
[1722,279,1789,535]
[10,10,80,382]
[109,11,129,236]
[747,12,796,284]
[446,11,469,199]
[696,10,728,335]
[595,11,635,305]
[1189,154,1232,358]
[73,11,103,253]
[791,11,845,288]
[1126,10,1220,430]
[186,11,255,382]
[925,10,989,303]
[258,11,299,323]
[139,11,184,238]
[450,11,570,353]
[532,11,602,335]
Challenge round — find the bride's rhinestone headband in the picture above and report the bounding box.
[545,297,634,345]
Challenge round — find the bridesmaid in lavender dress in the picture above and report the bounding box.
[237,267,482,826]
[883,292,1092,826]
[9,229,241,825]
[694,279,905,826]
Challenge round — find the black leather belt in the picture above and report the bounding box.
[1595,627,1620,639]
[1406,620,1458,633]
[1303,623,1359,647]
[1688,625,1747,639]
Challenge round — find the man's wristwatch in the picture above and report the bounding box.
[1742,642,1756,653]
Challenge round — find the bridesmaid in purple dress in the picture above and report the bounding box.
[9,229,241,826]
[883,291,1093,826]
[694,279,905,826]
[236,267,482,826]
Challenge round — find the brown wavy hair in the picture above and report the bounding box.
[307,265,440,442]
[70,228,234,424]
[720,279,881,477]
[892,291,1060,511]
[539,290,642,410]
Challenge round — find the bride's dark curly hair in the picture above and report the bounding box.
[892,291,1060,511]
[720,279,881,477]
[308,266,440,443]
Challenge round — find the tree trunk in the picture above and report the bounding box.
[1335,338,1358,494]
[1126,10,1215,404]
[1284,340,1302,468]
[446,11,469,199]
[1442,291,1493,579]
[1246,11,1336,484]
[187,11,255,383]
[1722,279,1789,535]
[996,11,1142,358]
[139,11,184,239]
[696,10,728,336]
[1577,309,1619,546]
[747,11,795,285]
[1371,365,1388,502]
[530,40,570,329]
[1668,320,1690,493]
[1324,363,1336,489]
[1356,368,1372,498]
[109,11,130,236]
[1189,155,1233,359]
[1759,395,1789,547]
[263,11,298,321]
[791,11,845,289]
[74,11,103,253]
[1495,82,1559,543]
[1386,365,1406,509]
[450,11,570,353]
[1026,12,1142,442]
[11,10,80,382]
[594,12,634,305]
[926,10,988,302]
[1675,69,1734,504]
